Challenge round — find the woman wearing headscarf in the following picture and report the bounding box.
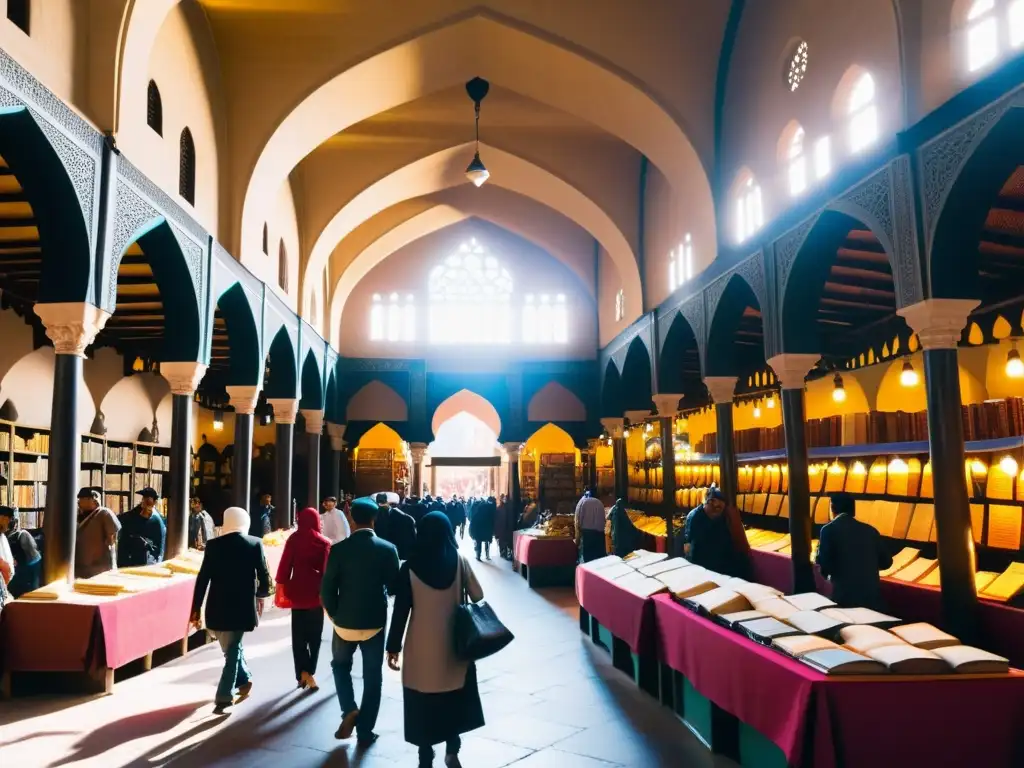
[190,507,271,712]
[386,512,485,768]
[468,495,496,561]
[276,507,332,691]
[608,498,643,557]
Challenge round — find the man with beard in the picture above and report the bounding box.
[75,488,121,578]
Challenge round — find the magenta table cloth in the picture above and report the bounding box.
[576,566,656,653]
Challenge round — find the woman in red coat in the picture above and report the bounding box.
[276,507,331,691]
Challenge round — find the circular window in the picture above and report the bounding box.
[787,41,809,92]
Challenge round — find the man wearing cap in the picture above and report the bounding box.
[683,486,748,578]
[117,487,166,567]
[320,495,351,545]
[75,489,120,578]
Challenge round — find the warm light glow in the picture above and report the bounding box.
[851,461,867,475]
[999,455,1019,477]
[888,457,909,474]
[766,395,776,409]
[645,422,653,434]
[832,373,847,403]
[1006,347,1024,378]
[900,359,920,387]
[753,402,762,419]
[623,428,630,438]
[213,410,224,432]
[971,459,988,477]
[809,464,822,475]
[606,438,613,446]
[828,460,844,475]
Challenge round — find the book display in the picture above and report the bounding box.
[354,448,393,496]
[539,452,577,513]
[520,455,537,500]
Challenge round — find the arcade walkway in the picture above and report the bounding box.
[0,541,732,768]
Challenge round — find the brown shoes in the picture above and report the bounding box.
[335,708,360,739]
[235,681,253,702]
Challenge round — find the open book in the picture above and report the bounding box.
[614,572,669,598]
[799,648,888,676]
[819,607,900,627]
[638,558,690,578]
[739,616,803,644]
[864,644,949,675]
[593,562,638,581]
[891,557,937,583]
[931,645,1010,674]
[773,634,841,658]
[718,609,768,626]
[581,555,625,572]
[786,610,847,637]
[729,581,782,603]
[889,623,960,650]
[685,587,752,616]
[784,592,836,612]
[981,562,1024,602]
[840,625,906,653]
[662,567,721,599]
[624,550,667,567]
[751,596,801,621]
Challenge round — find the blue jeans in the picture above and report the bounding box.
[331,630,384,738]
[215,631,251,705]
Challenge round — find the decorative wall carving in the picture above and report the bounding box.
[889,155,925,308]
[679,292,706,365]
[706,250,767,335]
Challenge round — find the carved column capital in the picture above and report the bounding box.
[503,441,521,461]
[161,362,208,396]
[33,302,111,357]
[767,354,821,390]
[651,394,683,417]
[227,385,261,415]
[410,442,427,462]
[301,409,325,435]
[267,398,299,424]
[326,422,347,440]
[704,376,738,404]
[600,417,625,438]
[897,299,980,350]
[623,409,650,425]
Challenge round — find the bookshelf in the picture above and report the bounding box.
[0,419,173,529]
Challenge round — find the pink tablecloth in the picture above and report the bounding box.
[575,566,656,653]
[750,548,1024,668]
[514,533,578,568]
[653,594,1024,768]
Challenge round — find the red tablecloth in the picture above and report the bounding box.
[750,548,1024,668]
[514,533,578,568]
[653,594,1024,768]
[575,566,656,653]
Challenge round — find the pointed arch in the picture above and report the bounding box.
[147,80,163,136]
[179,126,196,205]
[214,282,262,385]
[706,273,765,378]
[658,312,704,404]
[299,350,324,410]
[264,326,298,399]
[600,361,623,418]
[431,389,501,438]
[527,382,587,422]
[620,337,654,413]
[346,380,409,423]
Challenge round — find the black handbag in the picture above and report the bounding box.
[453,561,514,661]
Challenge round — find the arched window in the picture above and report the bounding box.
[814,136,832,181]
[262,223,269,255]
[429,239,512,344]
[147,81,163,136]
[523,293,569,345]
[734,172,764,243]
[370,292,415,342]
[7,0,29,34]
[784,124,807,196]
[278,241,288,291]
[847,72,878,153]
[1012,0,1024,47]
[966,0,999,70]
[669,234,694,291]
[179,127,195,205]
[614,288,626,322]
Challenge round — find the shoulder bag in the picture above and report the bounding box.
[453,557,514,661]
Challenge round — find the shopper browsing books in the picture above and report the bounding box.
[684,487,749,578]
[117,487,165,567]
[75,488,120,578]
[0,506,40,596]
[320,495,351,544]
[817,492,893,610]
[188,496,215,551]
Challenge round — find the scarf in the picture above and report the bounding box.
[408,511,459,590]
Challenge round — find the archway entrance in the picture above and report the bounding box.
[426,390,503,499]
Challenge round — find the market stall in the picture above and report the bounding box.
[512,527,577,588]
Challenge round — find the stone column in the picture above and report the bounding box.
[430,463,437,496]
[34,302,110,584]
[226,386,260,510]
[899,299,980,640]
[601,417,626,500]
[161,362,207,558]
[705,377,740,507]
[653,394,682,556]
[268,398,298,529]
[767,354,820,594]
[301,409,324,507]
[586,439,599,492]
[504,442,522,521]
[410,443,427,497]
[326,423,346,499]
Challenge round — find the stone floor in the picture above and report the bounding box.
[0,539,735,767]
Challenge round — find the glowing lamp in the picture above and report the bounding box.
[623,428,630,438]
[645,422,653,434]
[828,460,844,475]
[766,395,776,409]
[832,373,847,403]
[753,402,762,419]
[999,455,1019,477]
[888,457,908,474]
[606,438,613,446]
[851,461,867,475]
[970,459,988,477]
[465,152,490,187]
[1007,347,1024,378]
[213,410,224,432]
[899,359,919,387]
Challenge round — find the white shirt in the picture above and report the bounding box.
[575,496,607,532]
[0,532,15,585]
[320,508,351,544]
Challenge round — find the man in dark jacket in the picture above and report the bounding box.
[321,497,400,745]
[251,492,274,538]
[470,495,497,561]
[374,493,416,561]
[189,506,271,712]
[684,487,748,578]
[117,488,166,566]
[817,492,893,609]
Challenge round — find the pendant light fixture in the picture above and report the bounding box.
[899,358,920,387]
[753,400,762,419]
[1006,339,1024,378]
[831,372,847,403]
[464,77,490,187]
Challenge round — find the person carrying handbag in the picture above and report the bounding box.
[385,512,485,768]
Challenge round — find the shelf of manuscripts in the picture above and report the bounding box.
[540,453,577,514]
[355,449,393,496]
[628,459,721,509]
